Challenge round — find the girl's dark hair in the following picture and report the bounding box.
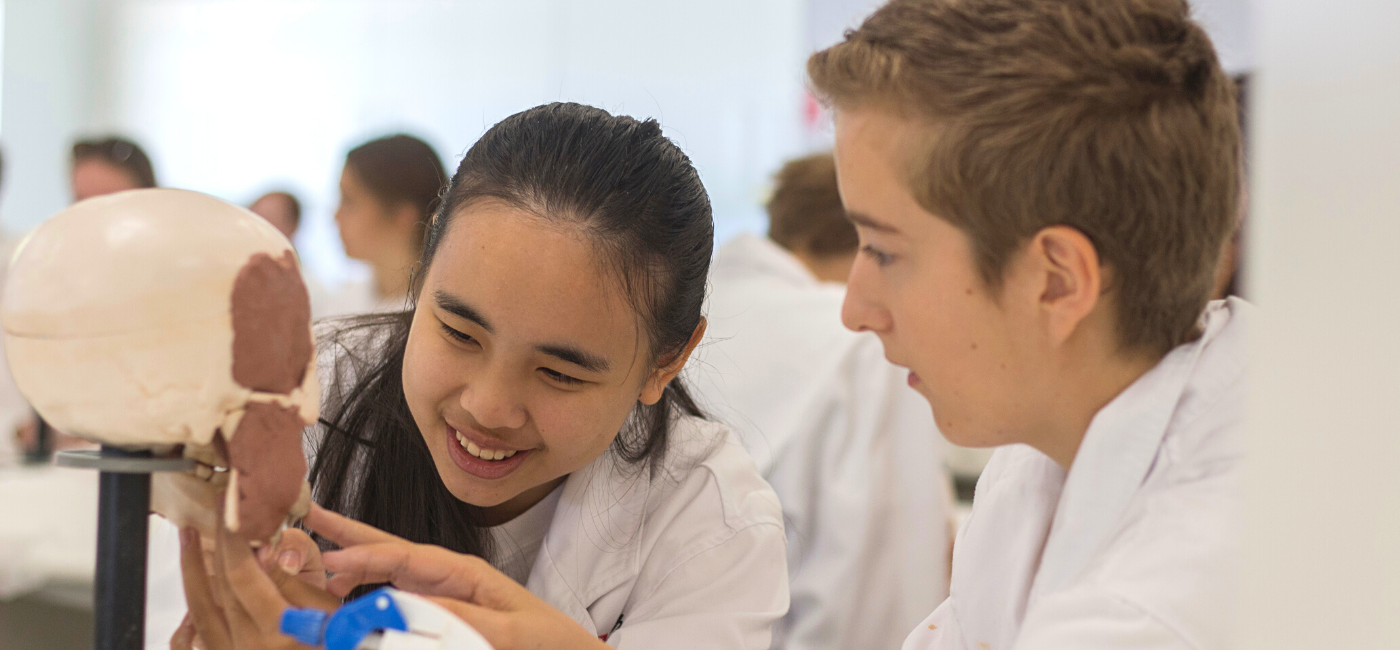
[344,134,447,251]
[310,103,713,573]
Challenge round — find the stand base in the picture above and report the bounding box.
[58,446,195,650]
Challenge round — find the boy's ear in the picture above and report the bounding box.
[639,318,708,406]
[1029,226,1102,345]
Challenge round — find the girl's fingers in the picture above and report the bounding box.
[323,542,510,606]
[304,503,403,548]
[178,528,233,650]
[266,565,343,611]
[321,542,417,598]
[268,528,328,590]
[215,524,293,637]
[170,613,196,650]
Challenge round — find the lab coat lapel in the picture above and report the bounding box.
[1027,310,1225,601]
[951,446,1065,649]
[525,451,650,636]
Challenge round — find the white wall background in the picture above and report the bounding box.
[1,0,1256,286]
[0,0,103,237]
[1239,0,1400,646]
[6,0,815,286]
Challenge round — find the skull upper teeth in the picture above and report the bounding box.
[456,431,517,461]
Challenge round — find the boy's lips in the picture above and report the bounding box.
[908,370,922,387]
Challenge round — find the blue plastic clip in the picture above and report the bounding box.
[280,587,410,650]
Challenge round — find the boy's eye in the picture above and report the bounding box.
[861,244,896,267]
[439,322,477,345]
[540,368,584,386]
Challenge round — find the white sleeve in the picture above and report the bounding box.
[777,336,951,650]
[607,522,789,650]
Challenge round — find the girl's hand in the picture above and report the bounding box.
[305,504,609,650]
[256,528,328,592]
[173,524,339,650]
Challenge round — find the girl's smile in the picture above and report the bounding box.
[444,423,533,480]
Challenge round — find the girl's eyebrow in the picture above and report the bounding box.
[435,290,493,333]
[537,344,611,374]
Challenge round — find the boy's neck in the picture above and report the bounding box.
[1033,347,1162,470]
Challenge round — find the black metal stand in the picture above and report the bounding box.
[56,446,194,650]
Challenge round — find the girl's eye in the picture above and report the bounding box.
[540,368,584,386]
[862,244,896,267]
[439,322,477,345]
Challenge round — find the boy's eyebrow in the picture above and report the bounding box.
[537,344,611,374]
[434,290,493,334]
[847,211,903,235]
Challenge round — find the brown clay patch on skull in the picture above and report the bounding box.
[231,250,313,393]
[226,401,308,541]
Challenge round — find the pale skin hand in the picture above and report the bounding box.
[306,504,610,650]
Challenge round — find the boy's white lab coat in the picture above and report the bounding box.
[690,234,951,650]
[145,350,790,650]
[904,299,1247,650]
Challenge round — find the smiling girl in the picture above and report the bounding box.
[171,103,788,650]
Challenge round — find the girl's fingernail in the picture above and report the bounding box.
[278,550,303,574]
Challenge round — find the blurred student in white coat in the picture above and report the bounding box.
[808,0,1247,648]
[690,153,950,650]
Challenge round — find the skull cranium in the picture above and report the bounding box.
[1,189,318,542]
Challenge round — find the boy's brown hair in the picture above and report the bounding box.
[767,153,858,257]
[808,0,1241,354]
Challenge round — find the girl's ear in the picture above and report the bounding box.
[638,318,708,406]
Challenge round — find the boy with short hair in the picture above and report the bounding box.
[692,152,952,650]
[807,0,1245,647]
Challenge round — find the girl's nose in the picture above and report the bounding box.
[458,372,528,431]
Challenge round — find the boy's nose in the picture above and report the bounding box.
[841,261,893,334]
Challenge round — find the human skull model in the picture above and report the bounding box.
[1,189,318,542]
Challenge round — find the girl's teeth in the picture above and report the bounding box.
[456,431,519,461]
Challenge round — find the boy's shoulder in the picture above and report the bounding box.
[1028,299,1251,648]
[951,300,1251,649]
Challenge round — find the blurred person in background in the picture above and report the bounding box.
[71,136,157,202]
[248,188,346,320]
[15,136,160,457]
[0,146,25,468]
[689,152,951,650]
[328,133,446,316]
[249,189,301,241]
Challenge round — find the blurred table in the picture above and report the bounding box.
[0,465,98,607]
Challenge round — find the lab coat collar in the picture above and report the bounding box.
[1027,301,1233,601]
[712,233,818,288]
[524,446,652,635]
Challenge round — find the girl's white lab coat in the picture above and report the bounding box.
[145,331,790,649]
[690,233,951,650]
[518,415,789,648]
[904,299,1248,650]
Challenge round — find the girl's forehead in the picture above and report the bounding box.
[430,206,645,362]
